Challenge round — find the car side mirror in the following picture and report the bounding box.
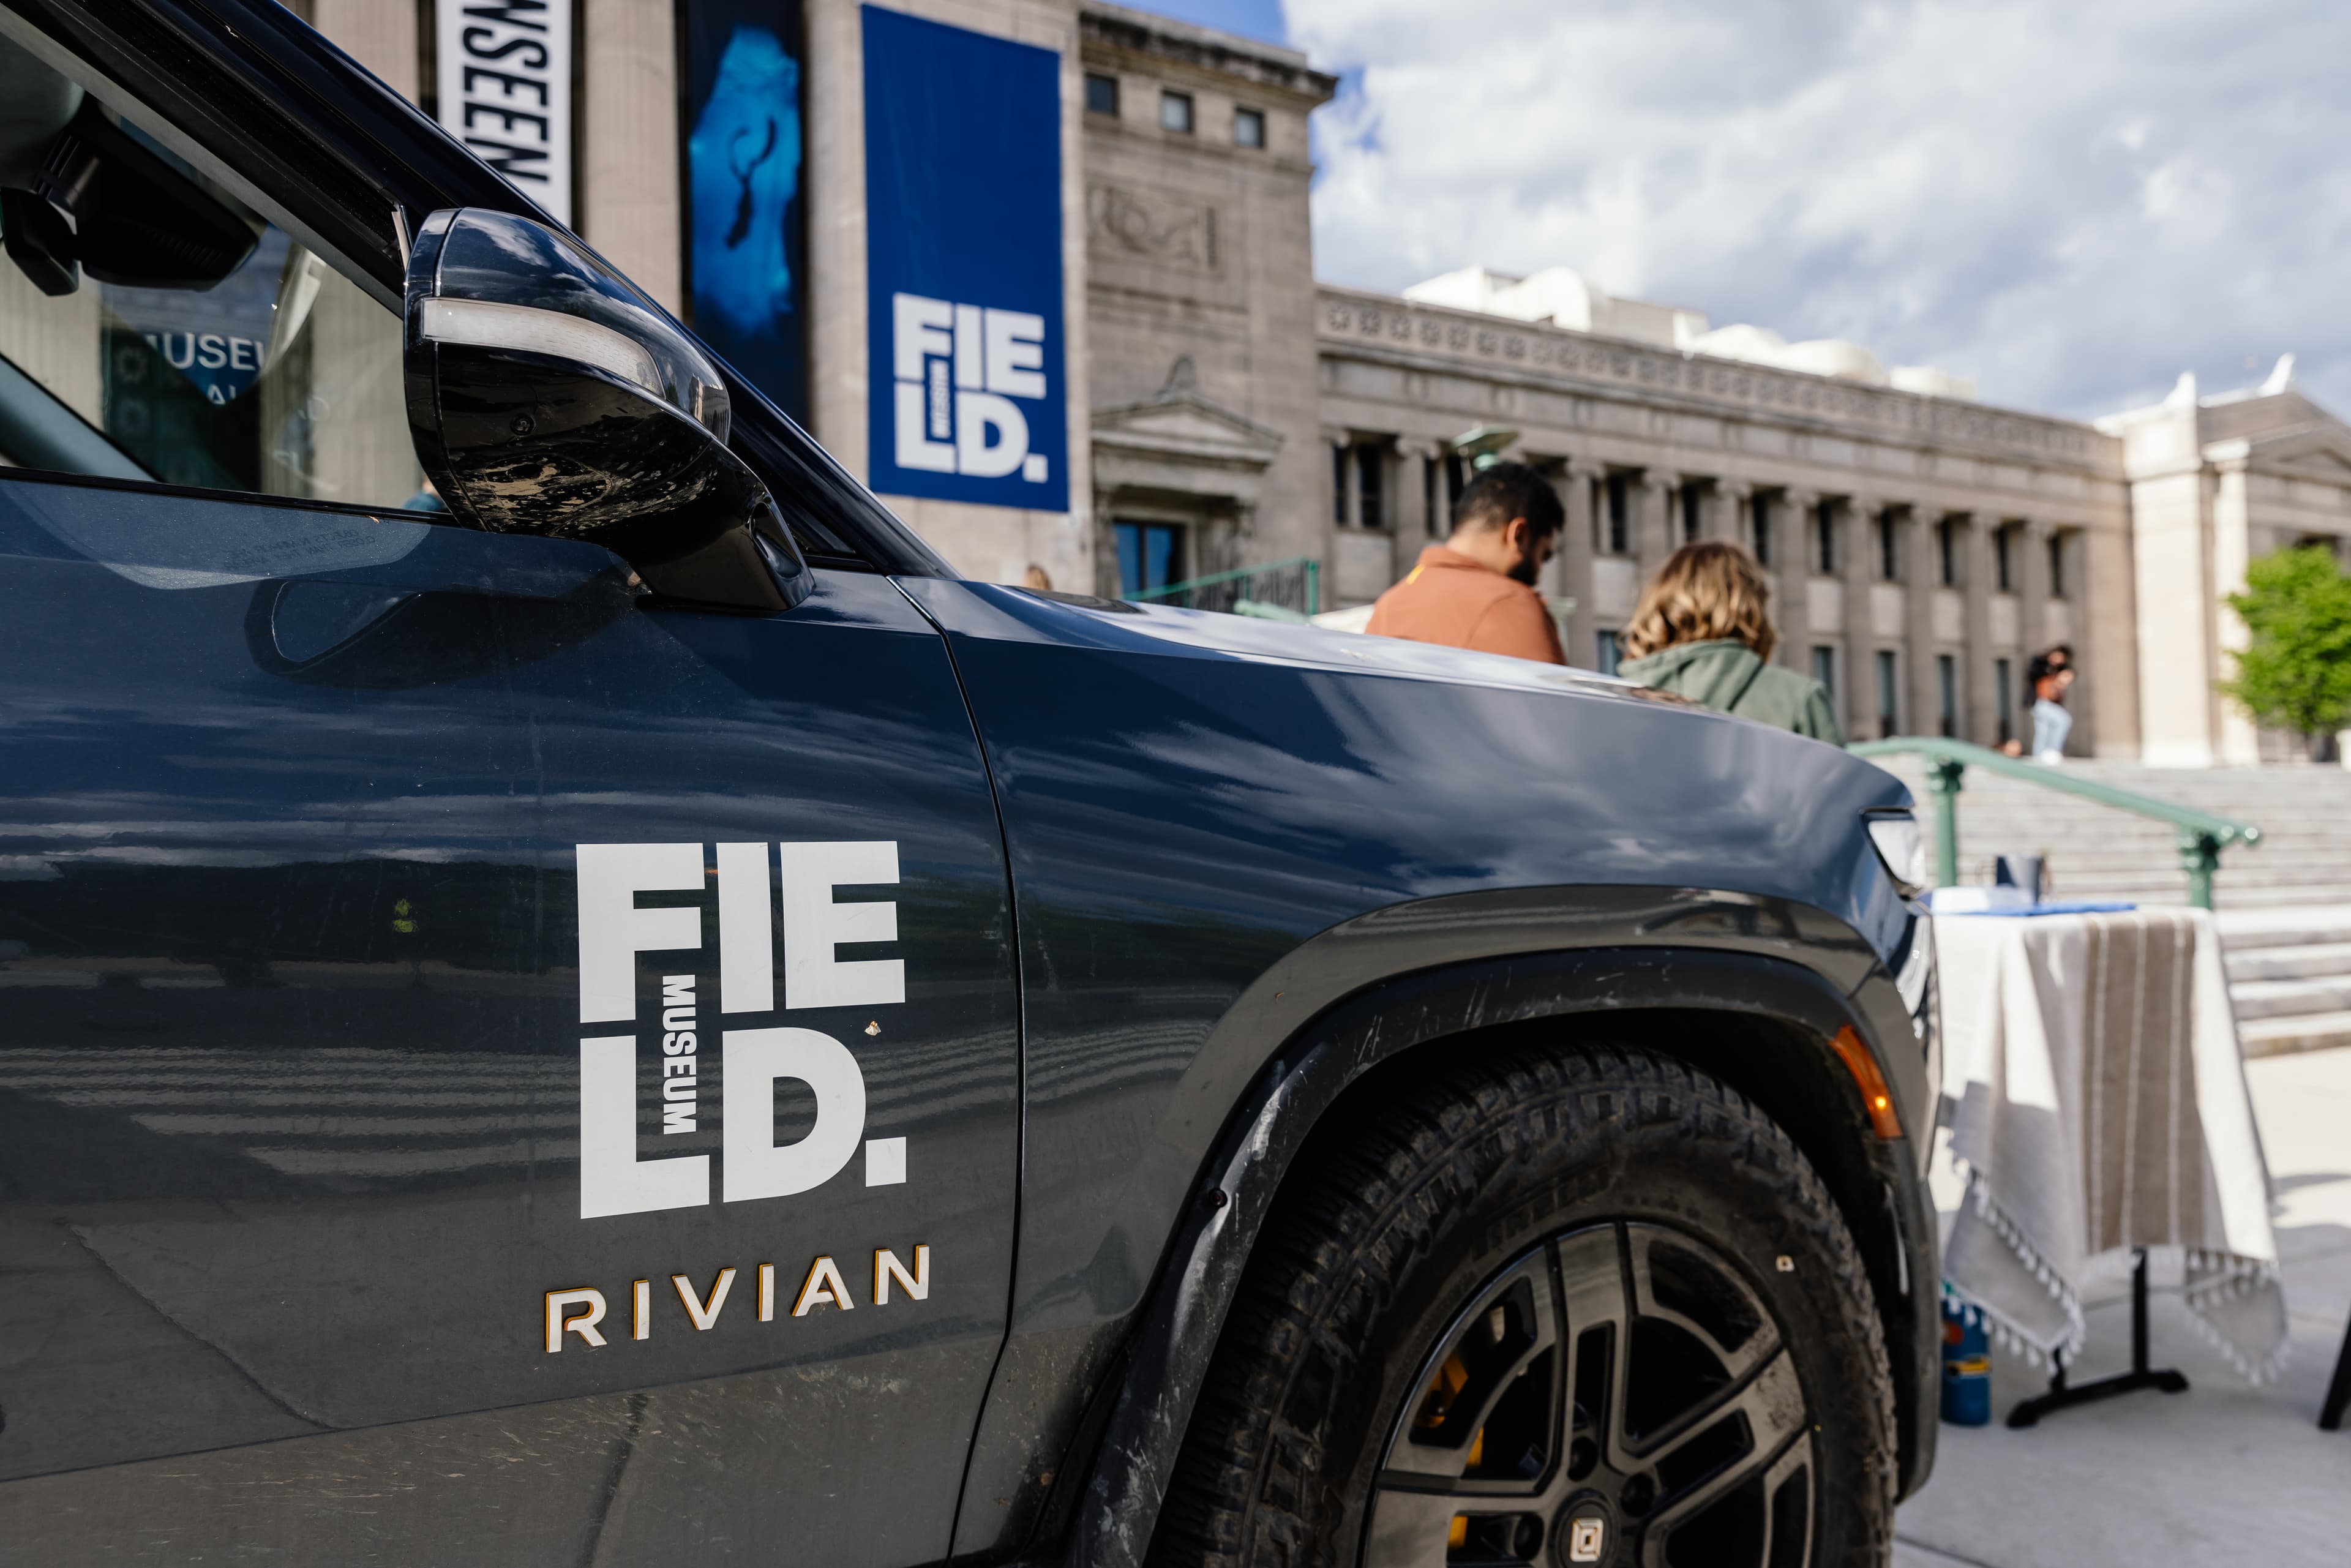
[402,208,809,612]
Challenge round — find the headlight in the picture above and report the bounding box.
[1865,811,1929,898]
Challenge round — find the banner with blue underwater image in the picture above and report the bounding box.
[863,6,1068,513]
[682,0,808,425]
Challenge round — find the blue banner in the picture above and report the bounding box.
[683,0,808,424]
[863,7,1068,512]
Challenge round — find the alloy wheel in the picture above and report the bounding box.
[1363,1221,1814,1568]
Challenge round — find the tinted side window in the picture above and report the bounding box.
[0,36,422,511]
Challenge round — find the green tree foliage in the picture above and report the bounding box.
[2223,544,2351,743]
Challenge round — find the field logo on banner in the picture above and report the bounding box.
[863,8,1068,512]
[890,295,1051,484]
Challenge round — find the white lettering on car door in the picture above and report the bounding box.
[574,841,904,1218]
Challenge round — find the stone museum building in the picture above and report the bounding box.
[291,0,2351,765]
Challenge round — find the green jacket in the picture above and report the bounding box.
[1616,639,1845,745]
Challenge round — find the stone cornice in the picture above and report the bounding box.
[1316,285,2121,476]
[1080,4,1337,105]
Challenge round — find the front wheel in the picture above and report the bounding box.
[1153,1045,1896,1568]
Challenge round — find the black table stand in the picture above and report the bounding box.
[2006,1249,2189,1428]
[2320,1310,2351,1431]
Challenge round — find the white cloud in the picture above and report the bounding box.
[1288,0,2351,418]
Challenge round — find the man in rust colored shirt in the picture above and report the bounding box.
[1365,460,1566,664]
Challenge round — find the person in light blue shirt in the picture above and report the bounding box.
[2027,645,2074,762]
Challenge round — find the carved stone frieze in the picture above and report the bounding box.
[1090,184,1219,273]
[1316,286,2103,467]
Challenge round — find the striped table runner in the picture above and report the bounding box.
[1934,908,2286,1381]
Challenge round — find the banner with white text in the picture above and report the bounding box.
[435,0,573,227]
[862,7,1067,512]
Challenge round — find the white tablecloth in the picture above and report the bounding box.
[1934,908,2287,1381]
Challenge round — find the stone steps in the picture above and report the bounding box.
[1872,757,2351,1056]
[2230,976,2351,1019]
[2222,940,2351,981]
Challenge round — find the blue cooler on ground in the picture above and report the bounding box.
[1942,1289,1993,1425]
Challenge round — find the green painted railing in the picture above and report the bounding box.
[1850,736,2262,910]
[1128,556,1321,618]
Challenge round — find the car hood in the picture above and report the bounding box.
[1007,588,1657,703]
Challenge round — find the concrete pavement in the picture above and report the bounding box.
[1892,1048,2351,1566]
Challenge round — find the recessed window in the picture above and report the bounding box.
[1679,484,1702,544]
[1812,646,1836,700]
[1356,443,1385,528]
[1085,73,1119,116]
[1602,473,1629,554]
[1995,524,2014,592]
[2049,533,2068,598]
[1878,514,1899,581]
[1114,520,1184,598]
[1161,90,1194,134]
[1596,630,1623,677]
[1815,503,1836,575]
[1234,106,1265,148]
[1876,650,1900,738]
[1937,653,1958,737]
[1751,493,1772,567]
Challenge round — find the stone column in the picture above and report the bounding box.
[1716,479,1752,550]
[312,0,418,97]
[1638,469,1679,583]
[1961,513,1995,743]
[583,0,683,314]
[1395,440,1438,577]
[2018,517,2050,661]
[1842,497,1881,737]
[1561,460,1602,665]
[1905,508,1940,738]
[2211,449,2260,763]
[1777,489,1816,673]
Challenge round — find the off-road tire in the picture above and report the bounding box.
[1151,1043,1897,1568]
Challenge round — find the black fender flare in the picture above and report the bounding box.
[1063,900,1938,1568]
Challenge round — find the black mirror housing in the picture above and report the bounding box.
[402,208,809,612]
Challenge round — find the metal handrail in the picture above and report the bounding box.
[1850,735,2262,910]
[1128,556,1321,617]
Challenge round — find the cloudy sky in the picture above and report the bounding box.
[1150,0,2349,421]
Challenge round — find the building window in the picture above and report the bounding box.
[1234,106,1265,148]
[1752,493,1772,567]
[1937,517,1958,587]
[1332,445,1348,525]
[1812,645,1835,700]
[1937,653,1958,737]
[1876,649,1900,737]
[1878,513,1899,581]
[1595,629,1622,677]
[1679,484,1703,545]
[1995,656,2014,744]
[1114,521,1185,598]
[1603,473,1629,554]
[1815,505,1835,575]
[1085,73,1119,116]
[1995,525,2014,592]
[2049,533,2068,598]
[1161,90,1194,134]
[1355,443,1385,529]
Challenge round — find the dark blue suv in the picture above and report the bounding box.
[0,4,1939,1565]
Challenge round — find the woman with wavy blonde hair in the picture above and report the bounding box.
[1616,541,1843,742]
